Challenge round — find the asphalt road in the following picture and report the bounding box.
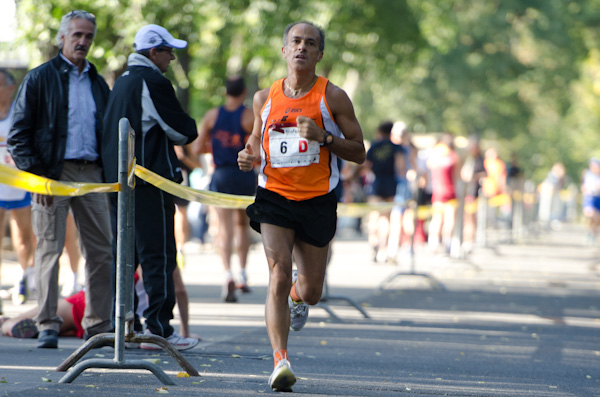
[0,223,599,396]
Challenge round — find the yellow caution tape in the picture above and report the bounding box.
[464,200,478,215]
[134,165,398,217]
[0,164,119,196]
[488,193,510,207]
[416,205,432,220]
[134,165,253,209]
[338,202,396,218]
[128,158,136,188]
[523,193,536,205]
[512,190,523,202]
[0,160,548,221]
[508,190,536,204]
[133,164,548,220]
[559,189,575,201]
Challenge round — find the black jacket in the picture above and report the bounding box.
[8,54,110,180]
[101,53,197,184]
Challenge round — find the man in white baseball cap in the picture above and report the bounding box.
[101,23,198,350]
[133,24,187,51]
[125,24,188,74]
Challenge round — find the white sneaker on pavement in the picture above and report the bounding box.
[268,358,296,391]
[140,329,199,351]
[124,331,143,349]
[289,270,309,331]
[165,332,199,350]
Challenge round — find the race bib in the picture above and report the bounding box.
[268,123,320,168]
[0,137,13,166]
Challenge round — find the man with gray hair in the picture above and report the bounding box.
[8,10,113,349]
[238,20,365,390]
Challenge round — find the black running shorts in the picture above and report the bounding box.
[246,187,337,247]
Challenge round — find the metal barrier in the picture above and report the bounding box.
[317,245,371,319]
[56,118,199,384]
[476,192,488,247]
[377,201,445,290]
[377,180,445,291]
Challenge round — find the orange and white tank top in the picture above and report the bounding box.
[258,76,342,201]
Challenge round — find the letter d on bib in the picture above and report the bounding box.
[299,140,308,153]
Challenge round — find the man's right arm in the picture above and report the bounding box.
[8,73,43,175]
[238,89,268,172]
[144,77,197,145]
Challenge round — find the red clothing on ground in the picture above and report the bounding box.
[65,290,86,339]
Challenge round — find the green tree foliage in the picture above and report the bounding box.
[11,0,600,181]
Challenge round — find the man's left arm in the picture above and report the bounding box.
[145,77,197,145]
[297,83,365,164]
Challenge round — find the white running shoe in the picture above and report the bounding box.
[124,331,143,349]
[140,330,199,351]
[268,359,296,391]
[165,332,199,350]
[289,270,309,331]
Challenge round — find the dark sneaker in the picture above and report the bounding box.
[222,279,237,303]
[37,329,58,349]
[268,358,296,391]
[237,283,252,293]
[11,319,38,338]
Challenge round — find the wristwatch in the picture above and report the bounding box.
[322,130,334,147]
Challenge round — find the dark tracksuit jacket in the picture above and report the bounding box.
[102,53,197,337]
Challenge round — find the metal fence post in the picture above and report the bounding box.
[57,118,199,384]
[114,117,136,362]
[475,189,487,247]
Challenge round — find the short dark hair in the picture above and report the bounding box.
[136,49,152,58]
[226,76,246,97]
[283,21,325,52]
[0,69,15,86]
[377,121,394,135]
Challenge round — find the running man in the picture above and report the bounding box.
[237,21,365,391]
[196,76,256,302]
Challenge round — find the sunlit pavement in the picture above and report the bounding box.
[0,223,599,396]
